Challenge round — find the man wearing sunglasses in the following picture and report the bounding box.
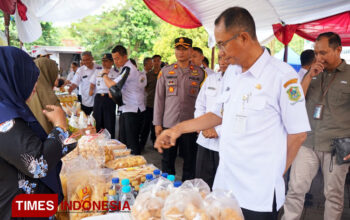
[154,7,310,220]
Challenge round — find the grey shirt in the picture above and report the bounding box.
[153,63,205,128]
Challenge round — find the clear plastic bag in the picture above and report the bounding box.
[105,155,147,170]
[112,164,156,185]
[204,189,244,220]
[180,178,211,199]
[113,149,131,158]
[162,189,210,220]
[132,177,173,220]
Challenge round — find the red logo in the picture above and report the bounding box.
[12,194,58,217]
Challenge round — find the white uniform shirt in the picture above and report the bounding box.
[211,50,310,212]
[90,68,119,94]
[113,60,147,113]
[67,71,78,94]
[194,71,224,151]
[297,67,308,81]
[71,64,101,107]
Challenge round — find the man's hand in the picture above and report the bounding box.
[155,125,163,137]
[154,128,181,153]
[202,128,218,139]
[344,154,350,161]
[308,61,324,77]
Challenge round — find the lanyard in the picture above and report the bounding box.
[319,71,338,103]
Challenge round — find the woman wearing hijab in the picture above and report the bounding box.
[0,47,77,219]
[27,56,61,133]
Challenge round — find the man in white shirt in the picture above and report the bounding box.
[68,51,101,115]
[194,51,229,188]
[191,47,216,76]
[89,53,119,138]
[66,61,79,94]
[202,56,216,75]
[154,7,310,220]
[102,45,146,155]
[297,49,315,81]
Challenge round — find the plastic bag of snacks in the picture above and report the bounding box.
[105,155,147,170]
[64,157,113,220]
[78,130,113,166]
[180,179,211,199]
[204,189,244,220]
[112,164,156,185]
[113,149,131,158]
[104,139,126,150]
[162,189,209,220]
[132,177,173,220]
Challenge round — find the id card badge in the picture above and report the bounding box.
[233,113,247,134]
[313,104,324,120]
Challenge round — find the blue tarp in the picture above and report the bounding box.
[274,47,301,72]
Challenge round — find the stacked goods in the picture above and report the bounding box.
[68,112,96,133]
[105,156,147,170]
[57,94,78,104]
[112,165,157,186]
[131,179,244,220]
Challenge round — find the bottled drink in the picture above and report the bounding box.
[153,169,161,178]
[107,189,117,212]
[133,185,140,197]
[145,174,153,183]
[119,178,130,194]
[174,181,182,188]
[167,175,175,182]
[110,178,121,201]
[161,172,168,178]
[119,186,135,211]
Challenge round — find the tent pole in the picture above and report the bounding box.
[4,12,10,46]
[283,44,288,63]
[211,47,215,69]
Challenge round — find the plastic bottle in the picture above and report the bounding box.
[107,189,117,212]
[133,185,140,197]
[119,179,131,194]
[167,175,175,182]
[110,178,121,201]
[119,186,135,211]
[153,169,161,178]
[161,173,168,179]
[174,181,182,188]
[145,174,153,183]
[131,181,138,194]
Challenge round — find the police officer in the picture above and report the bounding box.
[194,51,228,188]
[68,51,101,115]
[102,45,147,155]
[153,37,205,181]
[155,7,310,220]
[89,53,119,138]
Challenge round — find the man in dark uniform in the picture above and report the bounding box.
[153,37,205,181]
[89,53,119,138]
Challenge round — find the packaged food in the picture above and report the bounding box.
[104,139,126,150]
[113,164,157,188]
[105,155,147,170]
[180,179,211,199]
[204,189,244,220]
[132,177,173,220]
[162,189,209,220]
[113,149,131,158]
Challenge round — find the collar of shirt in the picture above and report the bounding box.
[336,59,346,72]
[240,49,270,78]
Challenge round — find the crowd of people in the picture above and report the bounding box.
[0,5,349,220]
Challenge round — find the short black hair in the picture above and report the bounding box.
[129,58,137,68]
[192,47,203,55]
[143,57,152,66]
[112,45,128,56]
[316,32,341,49]
[81,51,92,57]
[214,7,257,40]
[71,61,79,67]
[203,57,209,67]
[300,50,315,66]
[161,62,166,68]
[152,55,161,59]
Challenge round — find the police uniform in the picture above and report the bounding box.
[153,37,205,181]
[90,54,119,138]
[194,70,223,188]
[71,64,102,115]
[211,50,310,216]
[0,120,77,219]
[113,60,146,155]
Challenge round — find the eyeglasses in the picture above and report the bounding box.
[216,33,240,51]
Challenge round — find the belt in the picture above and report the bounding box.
[97,93,109,97]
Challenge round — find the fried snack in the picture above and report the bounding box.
[112,164,156,184]
[105,156,147,170]
[113,149,131,157]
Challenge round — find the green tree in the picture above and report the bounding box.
[68,0,160,65]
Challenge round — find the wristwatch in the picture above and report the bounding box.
[101,73,107,78]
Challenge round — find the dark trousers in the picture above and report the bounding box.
[161,132,197,181]
[241,193,278,220]
[81,104,93,115]
[93,94,116,138]
[119,110,143,155]
[140,107,156,149]
[195,144,219,189]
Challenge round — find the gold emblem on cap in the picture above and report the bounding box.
[179,38,184,43]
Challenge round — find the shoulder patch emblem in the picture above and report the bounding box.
[0,120,15,133]
[174,64,178,69]
[157,71,163,79]
[287,86,301,101]
[283,78,298,88]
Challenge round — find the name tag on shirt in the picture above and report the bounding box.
[82,75,88,79]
